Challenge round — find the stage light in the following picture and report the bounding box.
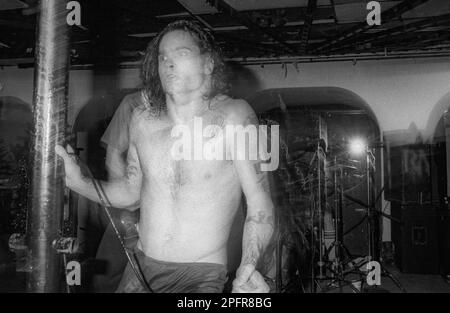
[349,138,366,155]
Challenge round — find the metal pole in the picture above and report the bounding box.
[444,110,450,199]
[27,0,70,293]
[366,147,374,262]
[317,141,324,279]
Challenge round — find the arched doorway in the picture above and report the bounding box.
[247,87,382,292]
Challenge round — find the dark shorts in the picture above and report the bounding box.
[116,247,228,293]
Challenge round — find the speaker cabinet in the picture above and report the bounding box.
[437,208,450,276]
[391,202,440,274]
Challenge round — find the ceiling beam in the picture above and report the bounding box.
[217,34,283,55]
[129,19,336,35]
[174,0,283,56]
[389,31,450,52]
[311,0,432,54]
[331,29,450,55]
[176,0,214,30]
[205,0,298,55]
[299,0,318,53]
[110,1,160,28]
[341,25,450,54]
[326,14,450,54]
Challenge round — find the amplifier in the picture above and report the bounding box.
[437,207,450,276]
[391,202,440,274]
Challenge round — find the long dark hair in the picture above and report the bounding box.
[140,20,229,115]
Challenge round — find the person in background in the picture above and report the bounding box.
[90,91,143,292]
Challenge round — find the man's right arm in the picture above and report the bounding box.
[56,142,142,209]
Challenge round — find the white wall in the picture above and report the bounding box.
[2,57,449,137]
[0,67,140,125]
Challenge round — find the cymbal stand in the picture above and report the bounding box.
[347,148,406,293]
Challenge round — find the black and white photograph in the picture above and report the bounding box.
[0,0,450,297]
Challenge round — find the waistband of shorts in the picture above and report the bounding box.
[133,245,227,270]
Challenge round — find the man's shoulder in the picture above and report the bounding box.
[127,91,162,121]
[110,91,145,121]
[128,100,165,134]
[129,105,148,126]
[121,91,145,109]
[216,96,257,126]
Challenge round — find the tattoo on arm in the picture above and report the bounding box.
[246,210,274,226]
[237,108,275,268]
[242,210,275,267]
[242,244,259,268]
[126,164,139,181]
[125,146,141,184]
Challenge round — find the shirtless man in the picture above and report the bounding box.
[56,20,275,293]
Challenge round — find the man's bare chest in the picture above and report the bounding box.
[135,118,232,190]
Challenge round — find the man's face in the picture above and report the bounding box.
[158,30,213,96]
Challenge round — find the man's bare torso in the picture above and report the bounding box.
[133,96,243,265]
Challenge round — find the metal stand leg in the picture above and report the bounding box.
[381,265,407,293]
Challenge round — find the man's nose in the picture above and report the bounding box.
[163,56,174,68]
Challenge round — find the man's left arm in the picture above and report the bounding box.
[228,101,275,293]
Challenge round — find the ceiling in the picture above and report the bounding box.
[0,0,449,67]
